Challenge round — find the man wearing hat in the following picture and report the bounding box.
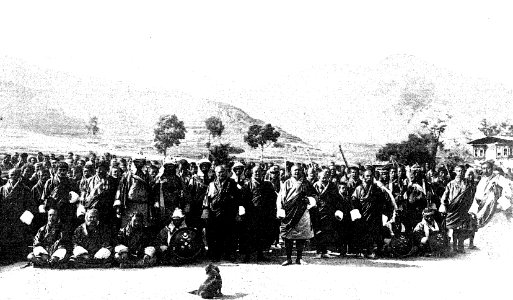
[231,161,245,187]
[156,208,188,264]
[115,155,154,229]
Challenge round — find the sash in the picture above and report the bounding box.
[281,180,308,232]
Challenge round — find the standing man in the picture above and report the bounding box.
[115,156,154,229]
[469,161,512,228]
[203,165,241,262]
[439,165,475,253]
[0,169,33,260]
[277,163,317,266]
[313,169,340,259]
[351,169,394,258]
[241,165,277,262]
[153,159,186,229]
[403,164,435,232]
[41,162,80,240]
[83,161,118,231]
[187,159,212,230]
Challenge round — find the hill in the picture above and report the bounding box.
[0,57,330,162]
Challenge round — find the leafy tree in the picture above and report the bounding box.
[244,124,281,161]
[153,114,187,157]
[205,116,225,146]
[376,133,434,165]
[86,116,99,135]
[478,119,501,137]
[208,143,234,166]
[420,116,449,161]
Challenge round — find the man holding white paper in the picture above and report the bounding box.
[27,209,69,266]
[0,168,33,260]
[351,169,394,259]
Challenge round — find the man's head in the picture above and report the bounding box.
[96,161,109,179]
[198,160,212,177]
[363,169,373,185]
[171,208,185,227]
[56,162,69,179]
[481,161,494,177]
[47,209,59,225]
[85,209,99,227]
[8,168,21,184]
[110,167,121,178]
[3,154,11,164]
[410,164,422,182]
[268,166,280,180]
[232,162,244,177]
[21,164,35,179]
[252,165,264,182]
[215,165,228,182]
[148,165,159,179]
[379,167,390,183]
[348,166,359,180]
[39,168,51,183]
[339,181,348,195]
[130,212,144,230]
[422,208,436,224]
[83,164,94,178]
[390,167,397,180]
[319,169,330,184]
[291,164,303,180]
[454,165,465,180]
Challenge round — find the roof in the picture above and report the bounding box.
[468,136,513,145]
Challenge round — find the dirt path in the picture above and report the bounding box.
[1,214,512,300]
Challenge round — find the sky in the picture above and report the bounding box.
[1,0,512,144]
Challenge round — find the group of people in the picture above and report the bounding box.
[0,150,510,268]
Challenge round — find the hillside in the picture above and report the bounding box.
[0,57,328,162]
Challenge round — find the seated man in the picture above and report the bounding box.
[27,209,69,267]
[114,212,157,268]
[157,208,188,264]
[71,209,113,266]
[412,208,446,256]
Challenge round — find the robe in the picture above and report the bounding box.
[277,177,315,240]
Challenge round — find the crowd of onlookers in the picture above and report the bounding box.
[0,150,508,268]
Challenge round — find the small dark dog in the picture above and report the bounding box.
[196,263,223,299]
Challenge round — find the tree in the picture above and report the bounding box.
[376,133,434,165]
[478,118,501,137]
[86,116,99,135]
[208,143,243,166]
[153,114,187,157]
[420,116,450,162]
[244,123,281,161]
[205,116,225,147]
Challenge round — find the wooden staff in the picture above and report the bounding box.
[338,145,349,169]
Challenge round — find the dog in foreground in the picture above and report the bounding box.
[196,263,223,299]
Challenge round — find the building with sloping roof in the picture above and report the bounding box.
[468,136,513,165]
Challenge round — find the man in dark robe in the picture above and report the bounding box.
[83,161,118,231]
[403,164,435,232]
[153,159,186,229]
[439,165,475,253]
[313,169,341,258]
[352,169,393,258]
[202,165,241,262]
[27,209,69,266]
[114,212,156,268]
[187,159,212,231]
[41,162,80,240]
[346,166,362,197]
[240,165,277,262]
[31,168,51,234]
[71,209,112,265]
[115,156,154,229]
[0,168,33,260]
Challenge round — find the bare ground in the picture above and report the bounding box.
[1,214,512,300]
